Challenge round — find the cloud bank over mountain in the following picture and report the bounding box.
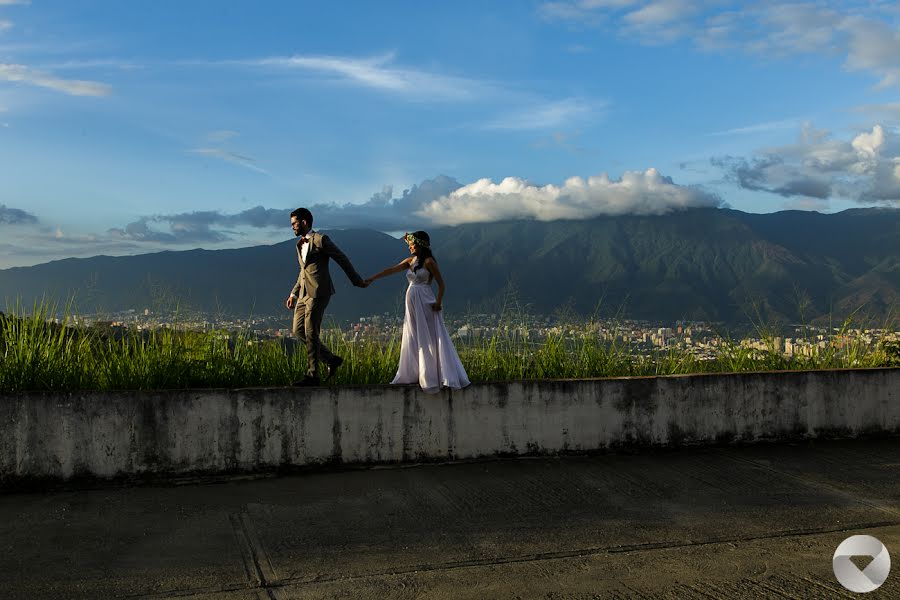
[416,169,721,225]
[714,124,900,206]
[105,169,721,243]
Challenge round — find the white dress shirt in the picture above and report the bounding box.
[301,229,313,264]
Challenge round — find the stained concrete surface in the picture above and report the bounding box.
[6,368,898,482]
[2,438,899,599]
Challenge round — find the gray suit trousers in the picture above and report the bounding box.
[292,295,337,378]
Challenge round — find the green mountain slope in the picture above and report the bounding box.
[1,208,897,324]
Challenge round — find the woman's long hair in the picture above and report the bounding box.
[407,230,434,272]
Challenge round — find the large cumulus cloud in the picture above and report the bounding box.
[416,168,722,225]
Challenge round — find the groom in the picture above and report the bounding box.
[286,207,367,386]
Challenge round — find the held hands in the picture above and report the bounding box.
[431,302,442,312]
[355,279,370,288]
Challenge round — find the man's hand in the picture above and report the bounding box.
[286,296,296,309]
[431,302,442,312]
[355,280,370,288]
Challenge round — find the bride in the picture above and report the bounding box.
[364,231,470,393]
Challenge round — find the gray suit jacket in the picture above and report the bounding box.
[290,231,363,299]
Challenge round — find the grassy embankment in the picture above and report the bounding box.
[0,302,897,392]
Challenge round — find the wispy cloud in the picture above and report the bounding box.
[230,52,605,133]
[539,3,900,88]
[0,63,111,96]
[0,0,30,5]
[485,98,601,131]
[189,148,268,174]
[708,117,806,137]
[39,59,142,71]
[246,52,493,101]
[539,0,638,24]
[0,20,12,33]
[188,131,267,175]
[854,103,900,121]
[622,0,699,43]
[206,130,238,143]
[531,130,590,154]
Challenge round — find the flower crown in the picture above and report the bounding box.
[404,232,430,248]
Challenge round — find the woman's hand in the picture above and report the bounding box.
[431,302,442,312]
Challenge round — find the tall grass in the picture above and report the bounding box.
[0,301,896,393]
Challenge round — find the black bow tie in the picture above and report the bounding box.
[299,237,308,245]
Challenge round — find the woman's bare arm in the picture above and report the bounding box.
[366,257,413,284]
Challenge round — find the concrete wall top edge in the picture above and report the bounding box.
[0,367,896,398]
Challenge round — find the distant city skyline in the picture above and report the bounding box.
[1,1,899,268]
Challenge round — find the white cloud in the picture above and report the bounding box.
[207,130,238,143]
[0,1,30,5]
[189,130,267,174]
[189,148,268,175]
[0,20,12,33]
[240,52,604,132]
[621,0,699,43]
[485,98,600,131]
[251,53,488,101]
[838,15,900,89]
[851,124,884,157]
[854,103,900,121]
[40,59,142,71]
[539,0,638,23]
[416,168,720,225]
[0,63,111,96]
[695,11,741,50]
[708,117,806,137]
[714,123,900,205]
[750,4,840,56]
[539,3,900,87]
[624,0,691,26]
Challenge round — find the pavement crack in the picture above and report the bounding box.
[229,509,279,588]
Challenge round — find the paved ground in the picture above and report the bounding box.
[2,438,900,599]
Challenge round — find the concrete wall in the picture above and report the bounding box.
[1,368,898,484]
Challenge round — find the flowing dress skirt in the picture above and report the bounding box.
[391,282,470,393]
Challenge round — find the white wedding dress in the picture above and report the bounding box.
[391,259,470,393]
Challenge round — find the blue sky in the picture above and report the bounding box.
[1,0,899,268]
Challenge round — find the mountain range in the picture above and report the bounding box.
[1,207,897,325]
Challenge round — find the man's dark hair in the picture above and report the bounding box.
[290,207,313,226]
